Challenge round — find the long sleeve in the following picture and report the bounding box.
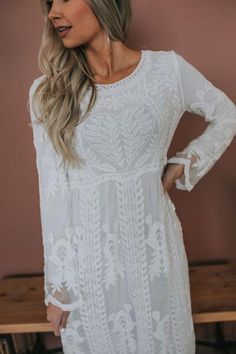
[28,77,83,311]
[167,51,236,192]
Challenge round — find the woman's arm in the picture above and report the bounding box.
[28,77,83,312]
[167,51,236,192]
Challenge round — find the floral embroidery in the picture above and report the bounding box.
[108,304,137,353]
[153,311,173,354]
[44,228,80,295]
[28,48,236,353]
[145,215,169,280]
[102,221,125,290]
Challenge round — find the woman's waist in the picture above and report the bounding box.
[68,161,166,190]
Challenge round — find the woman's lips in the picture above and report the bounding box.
[58,27,72,38]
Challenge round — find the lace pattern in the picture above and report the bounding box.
[167,51,236,191]
[28,49,236,353]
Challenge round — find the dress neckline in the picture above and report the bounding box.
[89,49,146,91]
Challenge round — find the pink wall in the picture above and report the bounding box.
[1,0,236,281]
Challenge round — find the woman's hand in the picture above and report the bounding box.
[161,163,185,192]
[46,302,70,336]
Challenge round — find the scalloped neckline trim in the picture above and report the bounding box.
[88,50,146,90]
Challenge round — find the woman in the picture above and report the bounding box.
[28,0,236,353]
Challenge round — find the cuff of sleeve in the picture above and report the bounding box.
[45,294,83,311]
[167,156,194,192]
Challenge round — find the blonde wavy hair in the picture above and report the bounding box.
[31,0,132,169]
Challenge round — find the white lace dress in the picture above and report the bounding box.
[28,49,236,354]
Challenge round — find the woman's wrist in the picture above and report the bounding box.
[167,162,184,178]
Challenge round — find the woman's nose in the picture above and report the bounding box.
[48,3,61,21]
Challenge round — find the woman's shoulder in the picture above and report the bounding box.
[144,48,177,55]
[144,48,182,64]
[143,49,183,75]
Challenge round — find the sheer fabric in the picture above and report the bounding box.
[167,53,236,191]
[28,49,236,353]
[28,85,83,310]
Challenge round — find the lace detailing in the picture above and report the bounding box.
[167,51,236,191]
[69,162,162,189]
[108,304,137,353]
[76,186,115,353]
[116,177,155,353]
[165,196,196,353]
[27,48,236,353]
[89,50,146,91]
[145,215,170,280]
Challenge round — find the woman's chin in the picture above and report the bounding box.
[61,39,82,49]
